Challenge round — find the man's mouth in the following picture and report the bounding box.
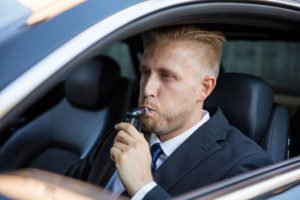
[141,105,157,117]
[142,105,155,112]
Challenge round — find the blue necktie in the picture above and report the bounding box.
[150,143,163,172]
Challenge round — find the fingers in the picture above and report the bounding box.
[110,141,128,161]
[110,146,121,162]
[114,130,135,145]
[113,141,128,151]
[115,123,143,139]
[111,122,146,162]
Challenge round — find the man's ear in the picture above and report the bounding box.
[197,75,217,102]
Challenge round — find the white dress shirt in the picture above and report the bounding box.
[105,110,210,200]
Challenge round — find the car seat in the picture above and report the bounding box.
[205,72,289,163]
[289,107,300,157]
[0,55,131,174]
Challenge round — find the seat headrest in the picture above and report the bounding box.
[205,73,274,142]
[65,55,120,109]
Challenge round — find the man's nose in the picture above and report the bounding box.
[142,74,159,98]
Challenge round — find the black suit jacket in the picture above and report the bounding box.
[66,107,272,199]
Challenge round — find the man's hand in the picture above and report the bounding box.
[110,122,153,196]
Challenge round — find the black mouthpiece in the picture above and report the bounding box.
[126,107,147,118]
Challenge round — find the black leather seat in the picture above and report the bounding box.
[205,72,289,163]
[289,107,300,157]
[0,55,131,173]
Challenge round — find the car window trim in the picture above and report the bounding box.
[176,156,300,199]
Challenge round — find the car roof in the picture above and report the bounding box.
[0,0,143,90]
[0,0,31,42]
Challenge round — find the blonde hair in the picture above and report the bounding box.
[142,25,226,77]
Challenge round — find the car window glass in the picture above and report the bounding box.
[222,41,300,95]
[222,41,300,114]
[101,42,136,81]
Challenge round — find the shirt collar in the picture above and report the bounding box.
[149,109,210,157]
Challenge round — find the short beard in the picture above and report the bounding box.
[141,105,193,137]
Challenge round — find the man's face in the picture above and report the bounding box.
[138,39,210,140]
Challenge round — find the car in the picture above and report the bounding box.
[0,0,300,199]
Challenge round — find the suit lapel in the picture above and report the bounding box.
[98,160,116,187]
[87,128,117,186]
[153,107,228,191]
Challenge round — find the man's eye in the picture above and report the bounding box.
[140,70,150,76]
[161,73,175,80]
[140,69,147,74]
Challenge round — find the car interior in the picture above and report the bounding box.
[205,73,289,163]
[0,55,132,174]
[0,32,297,173]
[0,3,300,197]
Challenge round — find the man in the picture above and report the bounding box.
[68,25,272,199]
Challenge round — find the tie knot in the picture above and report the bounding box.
[150,143,163,172]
